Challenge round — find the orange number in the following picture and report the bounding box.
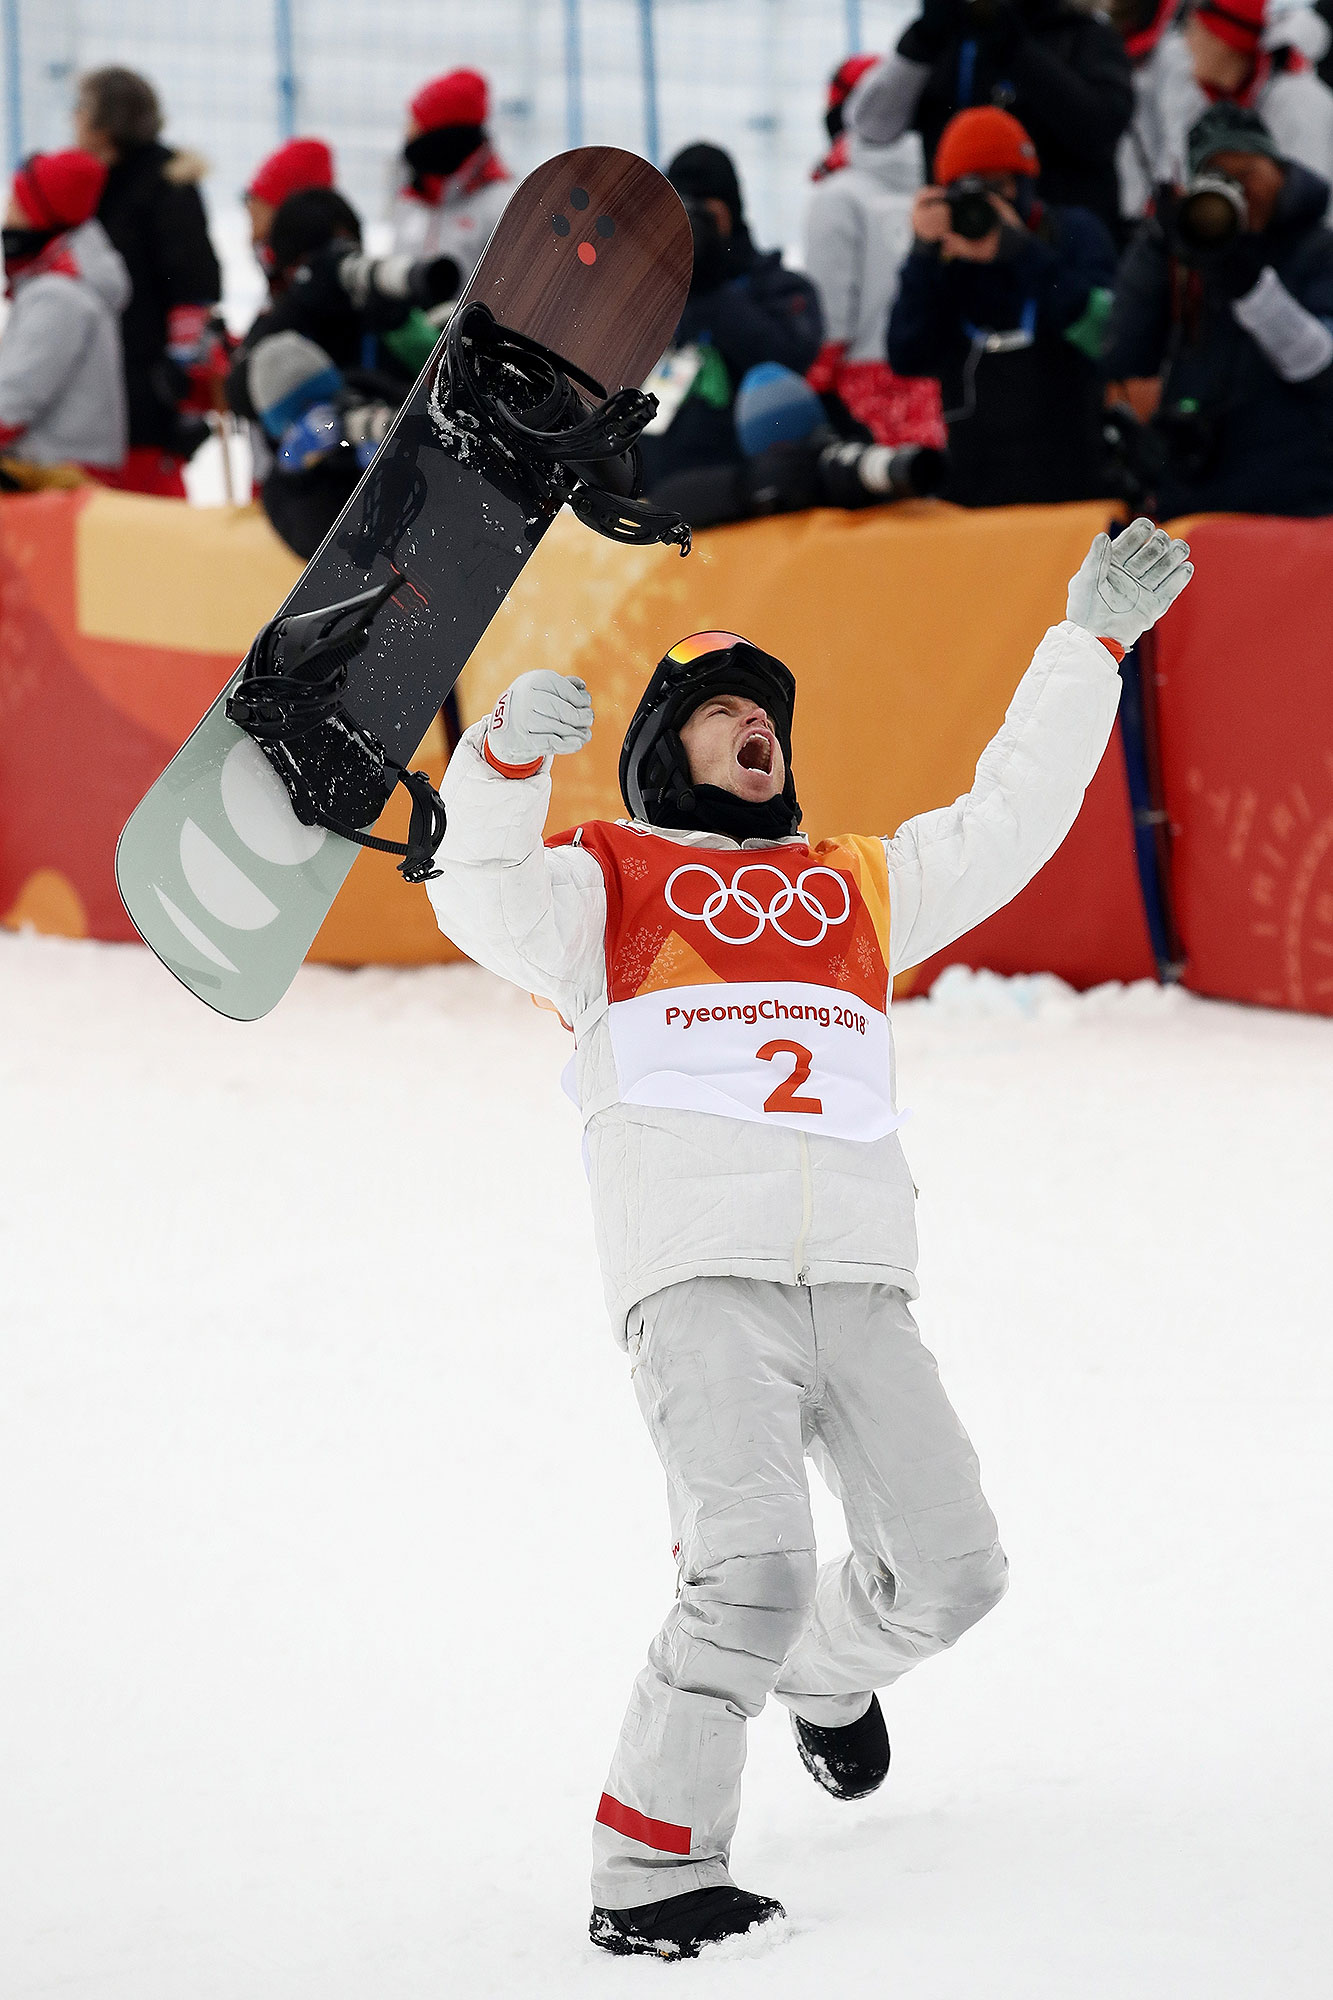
[756,1039,823,1115]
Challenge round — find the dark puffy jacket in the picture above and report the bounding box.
[897,0,1134,235]
[1103,161,1333,516]
[639,246,822,488]
[96,142,221,451]
[888,200,1116,506]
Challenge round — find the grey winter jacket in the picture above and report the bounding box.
[0,220,131,467]
[802,132,924,359]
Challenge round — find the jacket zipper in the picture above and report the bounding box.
[794,1132,813,1285]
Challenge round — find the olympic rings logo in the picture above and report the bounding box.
[664,862,852,946]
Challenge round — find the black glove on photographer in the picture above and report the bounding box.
[967,0,1026,57]
[899,0,965,64]
[408,254,462,308]
[1206,232,1269,300]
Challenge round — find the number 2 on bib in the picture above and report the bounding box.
[757,1039,823,1116]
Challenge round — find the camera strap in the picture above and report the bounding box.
[962,296,1037,353]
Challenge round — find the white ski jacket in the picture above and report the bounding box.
[428,621,1122,1338]
[802,131,924,361]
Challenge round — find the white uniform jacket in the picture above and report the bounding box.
[428,622,1122,1338]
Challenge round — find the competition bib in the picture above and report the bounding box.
[549,823,901,1142]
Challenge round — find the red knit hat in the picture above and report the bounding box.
[827,53,879,112]
[410,68,489,132]
[247,136,335,207]
[933,106,1040,185]
[12,149,107,230]
[1193,0,1265,56]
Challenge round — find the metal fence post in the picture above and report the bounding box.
[564,0,583,150]
[3,0,22,169]
[274,0,297,141]
[638,0,660,165]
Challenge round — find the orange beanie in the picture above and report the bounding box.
[933,107,1039,186]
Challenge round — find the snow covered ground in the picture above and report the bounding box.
[3,934,1331,1998]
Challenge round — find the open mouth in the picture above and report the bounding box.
[737,731,773,775]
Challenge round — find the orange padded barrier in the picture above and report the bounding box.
[457,498,1148,994]
[1,489,1149,991]
[0,490,462,967]
[1153,515,1333,1017]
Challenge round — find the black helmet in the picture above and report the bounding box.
[618,630,800,839]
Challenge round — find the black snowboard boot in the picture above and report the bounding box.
[589,1885,785,1960]
[791,1693,890,1800]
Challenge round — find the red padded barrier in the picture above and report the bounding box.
[900,723,1159,997]
[1154,516,1333,1017]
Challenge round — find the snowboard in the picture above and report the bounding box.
[115,147,691,1021]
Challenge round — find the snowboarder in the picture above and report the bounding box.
[425,518,1192,1959]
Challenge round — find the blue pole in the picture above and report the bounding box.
[844,0,863,51]
[564,0,583,149]
[274,0,296,140]
[638,0,660,165]
[4,0,22,170]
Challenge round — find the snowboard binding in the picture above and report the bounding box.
[431,301,692,555]
[226,575,448,883]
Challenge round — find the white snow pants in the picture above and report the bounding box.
[591,1276,1008,1908]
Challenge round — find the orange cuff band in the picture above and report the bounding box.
[483,734,545,780]
[1097,637,1127,664]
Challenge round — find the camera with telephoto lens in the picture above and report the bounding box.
[946,175,1002,241]
[1173,172,1248,260]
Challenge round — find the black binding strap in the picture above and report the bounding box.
[226,575,448,883]
[302,762,449,884]
[437,302,692,555]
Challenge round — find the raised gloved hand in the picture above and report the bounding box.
[483,670,594,775]
[1066,517,1193,650]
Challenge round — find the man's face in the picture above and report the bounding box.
[1185,17,1252,94]
[678,692,786,804]
[1206,148,1284,232]
[246,193,275,250]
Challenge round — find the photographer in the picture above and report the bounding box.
[888,107,1117,506]
[227,187,455,557]
[850,0,1135,236]
[389,67,511,294]
[638,143,822,500]
[1103,103,1333,515]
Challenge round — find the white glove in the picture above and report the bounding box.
[1066,517,1193,650]
[483,670,593,773]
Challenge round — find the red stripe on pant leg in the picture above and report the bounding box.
[596,1791,692,1855]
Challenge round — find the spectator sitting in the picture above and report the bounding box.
[1103,102,1333,515]
[812,54,881,180]
[888,106,1117,506]
[228,187,456,557]
[0,150,129,488]
[73,65,221,496]
[1178,0,1333,194]
[389,67,511,296]
[246,136,335,276]
[850,0,1135,237]
[639,142,822,513]
[804,100,946,448]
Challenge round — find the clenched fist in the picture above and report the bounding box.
[1066,518,1193,650]
[483,670,594,775]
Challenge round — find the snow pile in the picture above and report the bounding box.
[2,933,1331,1997]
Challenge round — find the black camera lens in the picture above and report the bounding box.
[946,178,999,241]
[1176,173,1247,254]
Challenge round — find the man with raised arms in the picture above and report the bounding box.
[426,518,1192,1961]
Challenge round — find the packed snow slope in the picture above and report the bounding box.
[3,934,1330,1999]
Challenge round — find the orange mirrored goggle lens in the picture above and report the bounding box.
[665,631,745,666]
